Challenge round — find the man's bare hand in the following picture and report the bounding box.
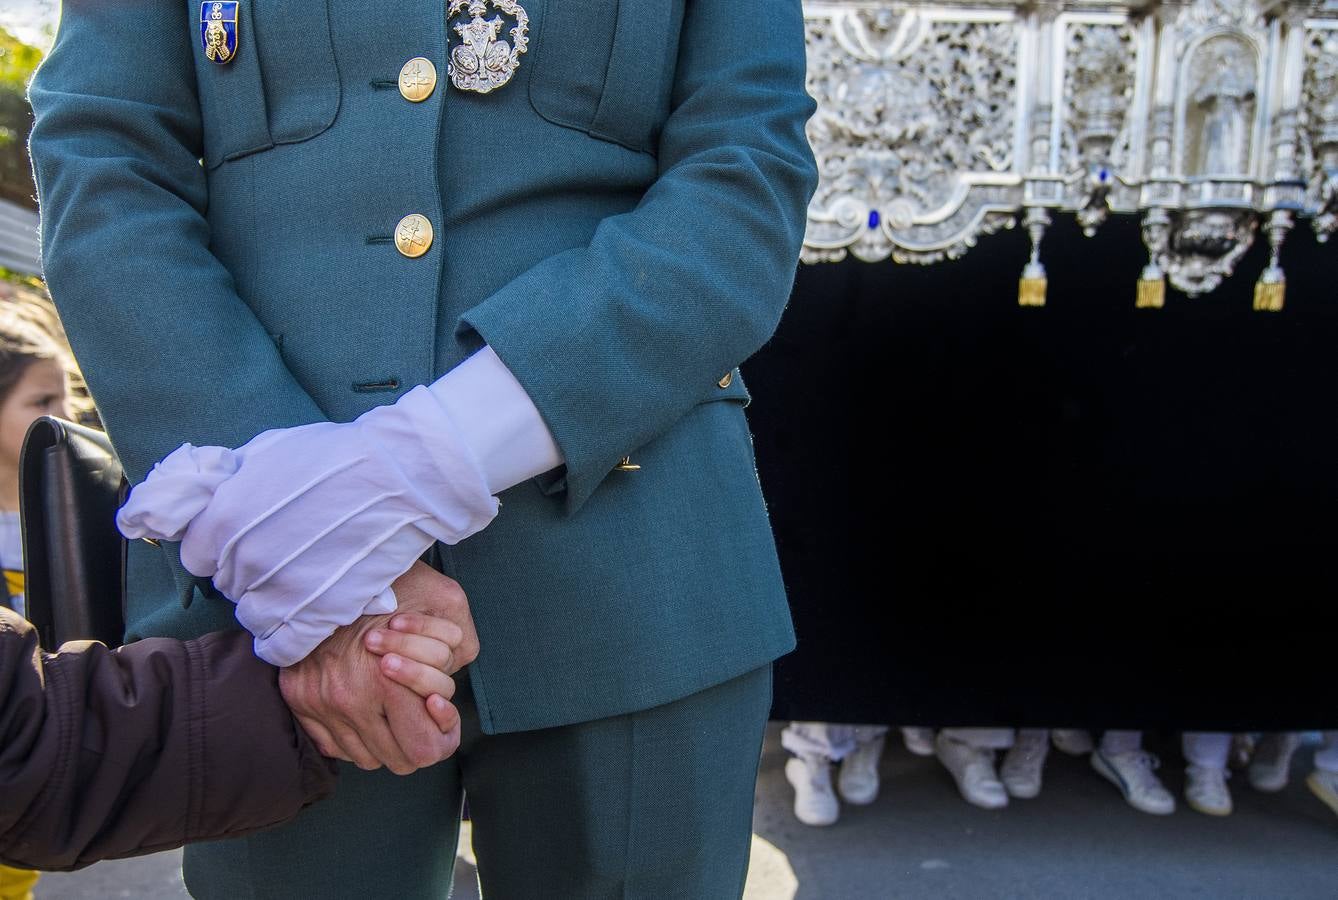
[277,562,478,775]
[372,560,479,675]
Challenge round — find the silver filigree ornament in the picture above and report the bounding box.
[801,6,1020,265]
[447,0,529,94]
[1150,0,1266,297]
[1164,209,1258,295]
[1063,23,1136,237]
[1303,28,1338,242]
[797,0,1337,309]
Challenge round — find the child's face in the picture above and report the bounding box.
[0,359,70,473]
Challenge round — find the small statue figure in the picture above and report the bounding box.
[1192,42,1255,177]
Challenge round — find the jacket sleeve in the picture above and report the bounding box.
[458,0,819,515]
[26,1,327,488]
[0,608,337,872]
[28,0,332,615]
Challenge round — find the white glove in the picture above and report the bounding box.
[118,385,498,665]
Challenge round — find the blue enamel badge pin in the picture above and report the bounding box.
[200,2,240,65]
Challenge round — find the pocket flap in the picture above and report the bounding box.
[254,0,340,145]
[195,0,340,169]
[197,0,273,169]
[528,0,682,154]
[588,0,679,153]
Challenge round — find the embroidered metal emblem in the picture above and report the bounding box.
[200,1,240,65]
[447,0,530,94]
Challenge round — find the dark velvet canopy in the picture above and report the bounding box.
[748,214,1337,731]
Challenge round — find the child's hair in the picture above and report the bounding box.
[0,285,92,419]
[0,307,68,405]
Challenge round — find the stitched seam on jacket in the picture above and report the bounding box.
[246,155,261,319]
[619,711,638,897]
[732,667,772,898]
[9,651,73,850]
[426,8,448,388]
[184,638,208,842]
[0,619,42,858]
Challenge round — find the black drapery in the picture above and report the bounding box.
[747,214,1337,730]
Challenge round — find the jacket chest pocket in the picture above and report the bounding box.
[526,0,683,155]
[191,0,341,169]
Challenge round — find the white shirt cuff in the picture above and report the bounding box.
[428,345,563,495]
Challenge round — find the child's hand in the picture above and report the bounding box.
[364,612,468,732]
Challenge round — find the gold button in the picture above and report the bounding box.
[398,57,437,103]
[395,214,434,258]
[615,456,641,472]
[718,371,734,389]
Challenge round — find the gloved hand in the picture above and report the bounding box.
[118,385,498,666]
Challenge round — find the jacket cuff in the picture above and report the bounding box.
[427,345,564,496]
[187,630,338,841]
[457,300,604,517]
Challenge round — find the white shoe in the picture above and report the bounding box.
[1051,729,1095,756]
[901,727,936,757]
[837,735,884,805]
[1185,765,1233,816]
[1306,769,1338,819]
[1091,750,1176,815]
[935,732,1008,809]
[1248,732,1302,792]
[785,755,839,826]
[1001,732,1049,799]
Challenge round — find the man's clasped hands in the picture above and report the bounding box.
[281,560,480,775]
[118,385,504,776]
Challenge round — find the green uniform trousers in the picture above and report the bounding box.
[183,665,772,899]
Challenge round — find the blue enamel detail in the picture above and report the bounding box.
[200,1,240,64]
[868,210,880,230]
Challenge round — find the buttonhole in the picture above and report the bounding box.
[366,236,394,245]
[353,379,401,393]
[370,79,399,89]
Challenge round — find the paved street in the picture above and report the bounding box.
[36,726,1338,899]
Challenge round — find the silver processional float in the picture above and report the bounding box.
[800,0,1338,311]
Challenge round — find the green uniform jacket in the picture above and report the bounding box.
[29,0,818,734]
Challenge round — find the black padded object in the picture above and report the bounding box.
[20,416,126,650]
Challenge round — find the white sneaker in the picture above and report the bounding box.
[1051,729,1095,756]
[1091,749,1176,815]
[935,732,1008,809]
[1306,769,1338,819]
[1185,765,1233,816]
[901,727,936,757]
[837,735,884,805]
[1248,732,1302,792]
[785,755,839,826]
[1001,732,1049,799]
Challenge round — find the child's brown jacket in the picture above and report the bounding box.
[0,608,336,871]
